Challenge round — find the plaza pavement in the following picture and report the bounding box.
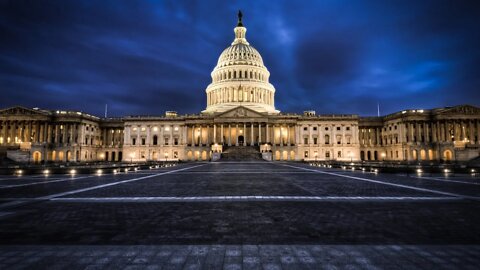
[0,161,479,269]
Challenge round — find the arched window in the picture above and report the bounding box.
[153,135,158,145]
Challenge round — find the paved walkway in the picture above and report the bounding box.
[0,162,479,268]
[1,245,479,269]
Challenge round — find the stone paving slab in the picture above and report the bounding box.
[0,200,479,245]
[292,163,480,198]
[0,245,479,270]
[63,168,441,198]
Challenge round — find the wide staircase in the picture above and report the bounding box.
[6,149,30,163]
[221,146,263,161]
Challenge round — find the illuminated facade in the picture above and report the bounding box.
[1,13,479,163]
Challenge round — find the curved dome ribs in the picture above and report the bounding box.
[203,12,279,115]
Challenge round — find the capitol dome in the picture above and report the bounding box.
[203,11,279,114]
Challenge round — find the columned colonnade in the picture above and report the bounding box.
[186,122,295,147]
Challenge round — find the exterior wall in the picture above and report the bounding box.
[1,105,479,163]
[359,107,480,162]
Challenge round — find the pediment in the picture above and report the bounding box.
[215,106,266,118]
[437,105,480,115]
[0,106,49,116]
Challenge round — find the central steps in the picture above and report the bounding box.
[221,146,262,161]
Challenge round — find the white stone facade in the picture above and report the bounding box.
[1,13,479,163]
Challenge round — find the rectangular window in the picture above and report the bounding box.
[337,127,341,131]
[141,138,146,145]
[174,138,178,145]
[173,151,178,158]
[304,138,308,144]
[304,151,309,158]
[303,127,307,131]
[165,138,169,145]
[141,151,145,159]
[313,127,317,131]
[346,127,350,131]
[313,137,317,145]
[325,151,330,158]
[337,151,342,158]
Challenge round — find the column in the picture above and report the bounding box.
[228,124,232,146]
[279,125,283,146]
[287,125,291,146]
[258,123,262,143]
[38,123,43,144]
[63,123,67,144]
[424,122,429,143]
[213,124,217,144]
[70,124,75,144]
[54,124,58,144]
[250,123,254,146]
[236,124,239,146]
[243,123,246,146]
[469,121,475,143]
[221,124,224,144]
[191,125,195,145]
[26,121,31,143]
[266,124,269,143]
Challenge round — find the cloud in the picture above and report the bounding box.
[0,0,479,116]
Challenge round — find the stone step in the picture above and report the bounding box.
[221,146,262,161]
[6,150,30,163]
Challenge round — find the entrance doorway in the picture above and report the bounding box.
[238,135,244,145]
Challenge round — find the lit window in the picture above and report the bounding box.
[165,126,170,131]
[174,126,179,131]
[153,127,158,132]
[133,127,137,131]
[141,127,146,131]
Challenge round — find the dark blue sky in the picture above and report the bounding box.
[1,0,479,117]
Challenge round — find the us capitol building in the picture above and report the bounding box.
[1,13,480,164]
